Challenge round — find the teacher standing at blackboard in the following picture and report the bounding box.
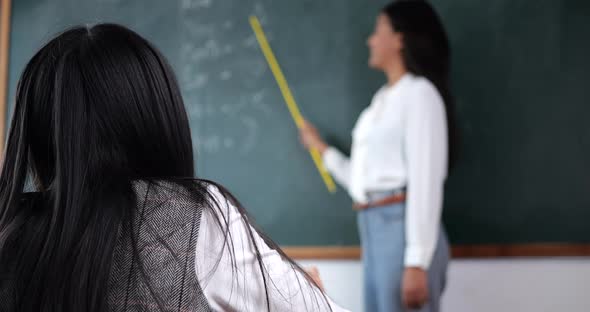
[300,1,457,311]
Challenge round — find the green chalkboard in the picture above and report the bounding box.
[7,0,590,248]
[434,0,590,244]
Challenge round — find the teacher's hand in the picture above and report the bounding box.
[402,267,429,310]
[299,120,328,154]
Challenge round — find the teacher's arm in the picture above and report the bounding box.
[299,120,352,190]
[403,82,448,309]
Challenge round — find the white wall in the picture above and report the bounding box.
[299,258,590,312]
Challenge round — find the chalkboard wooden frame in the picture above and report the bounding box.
[283,245,590,259]
[0,0,10,149]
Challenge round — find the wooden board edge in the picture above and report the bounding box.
[283,244,590,260]
[283,247,361,260]
[0,0,11,149]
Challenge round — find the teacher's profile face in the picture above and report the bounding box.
[367,14,402,70]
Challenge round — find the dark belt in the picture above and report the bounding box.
[353,192,406,211]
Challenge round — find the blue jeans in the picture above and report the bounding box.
[357,202,450,312]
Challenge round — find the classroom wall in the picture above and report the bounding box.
[300,258,590,312]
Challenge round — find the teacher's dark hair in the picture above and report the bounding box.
[0,24,327,311]
[383,0,459,168]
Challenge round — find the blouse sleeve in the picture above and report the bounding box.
[403,80,448,269]
[323,147,352,191]
[195,186,351,312]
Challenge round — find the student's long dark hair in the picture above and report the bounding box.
[383,0,459,167]
[0,24,326,311]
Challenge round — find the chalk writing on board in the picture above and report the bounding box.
[182,20,216,37]
[223,137,235,149]
[181,40,235,63]
[220,70,232,81]
[240,115,259,154]
[183,72,209,91]
[181,0,212,10]
[193,114,260,155]
[185,90,268,155]
[179,2,275,156]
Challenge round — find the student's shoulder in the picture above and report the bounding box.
[132,179,213,214]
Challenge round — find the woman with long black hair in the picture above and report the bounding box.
[0,23,349,312]
[300,1,457,311]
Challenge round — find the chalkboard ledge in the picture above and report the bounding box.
[284,247,361,259]
[283,244,590,259]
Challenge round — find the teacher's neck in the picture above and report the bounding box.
[384,63,408,87]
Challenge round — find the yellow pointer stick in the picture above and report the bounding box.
[249,16,336,193]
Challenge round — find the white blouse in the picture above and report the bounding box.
[323,73,448,269]
[195,186,350,312]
